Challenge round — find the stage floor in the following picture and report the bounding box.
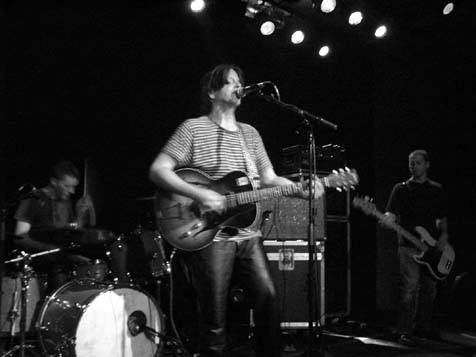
[2,319,476,356]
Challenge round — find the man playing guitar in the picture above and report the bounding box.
[149,64,324,357]
[382,149,449,345]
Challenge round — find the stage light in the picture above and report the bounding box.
[348,11,363,25]
[443,2,454,15]
[318,45,330,57]
[320,0,336,13]
[260,20,276,35]
[291,30,305,44]
[245,4,260,18]
[374,25,387,38]
[190,0,205,13]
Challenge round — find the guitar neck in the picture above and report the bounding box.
[226,183,303,208]
[371,209,427,251]
[226,175,342,208]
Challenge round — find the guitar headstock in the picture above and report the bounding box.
[325,167,359,191]
[352,196,377,215]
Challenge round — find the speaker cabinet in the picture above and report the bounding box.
[263,240,325,328]
[262,171,351,323]
[260,196,325,240]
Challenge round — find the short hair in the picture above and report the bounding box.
[50,160,80,180]
[409,149,429,162]
[200,64,244,114]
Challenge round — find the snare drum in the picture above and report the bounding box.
[37,279,164,357]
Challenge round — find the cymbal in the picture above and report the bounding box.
[136,195,155,201]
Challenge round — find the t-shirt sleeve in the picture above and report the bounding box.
[160,121,194,167]
[14,198,37,224]
[251,127,273,173]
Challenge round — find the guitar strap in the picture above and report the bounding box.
[238,124,260,187]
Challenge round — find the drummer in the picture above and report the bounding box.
[13,160,96,291]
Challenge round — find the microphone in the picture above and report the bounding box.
[236,81,269,98]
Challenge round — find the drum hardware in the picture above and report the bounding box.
[2,249,58,357]
[127,309,188,356]
[37,279,164,357]
[107,230,172,284]
[72,259,108,281]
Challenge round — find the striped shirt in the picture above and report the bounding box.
[161,115,273,241]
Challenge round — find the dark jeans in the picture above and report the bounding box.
[398,246,437,335]
[182,236,280,357]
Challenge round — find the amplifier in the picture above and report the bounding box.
[263,240,325,328]
[260,195,325,240]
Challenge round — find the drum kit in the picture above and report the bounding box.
[0,212,181,356]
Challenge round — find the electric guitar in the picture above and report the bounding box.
[155,168,358,251]
[352,196,455,280]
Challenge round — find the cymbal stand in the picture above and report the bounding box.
[1,252,35,357]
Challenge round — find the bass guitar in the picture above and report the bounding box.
[155,168,358,251]
[352,196,454,280]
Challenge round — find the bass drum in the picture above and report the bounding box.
[37,279,164,357]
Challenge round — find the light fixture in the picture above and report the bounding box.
[374,25,387,38]
[245,5,260,18]
[318,45,330,57]
[442,2,454,15]
[190,0,205,13]
[244,0,273,19]
[320,0,336,13]
[291,30,305,44]
[260,21,276,35]
[348,11,363,25]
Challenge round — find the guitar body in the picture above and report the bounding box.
[352,197,455,281]
[155,169,260,251]
[412,226,455,280]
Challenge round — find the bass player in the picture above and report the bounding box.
[383,149,449,345]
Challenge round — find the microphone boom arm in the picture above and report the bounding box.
[257,93,338,130]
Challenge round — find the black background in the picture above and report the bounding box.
[2,1,476,317]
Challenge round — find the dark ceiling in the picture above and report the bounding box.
[3,1,476,237]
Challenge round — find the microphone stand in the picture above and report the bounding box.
[256,93,338,356]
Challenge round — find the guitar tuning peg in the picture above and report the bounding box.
[332,169,338,175]
[336,187,342,192]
